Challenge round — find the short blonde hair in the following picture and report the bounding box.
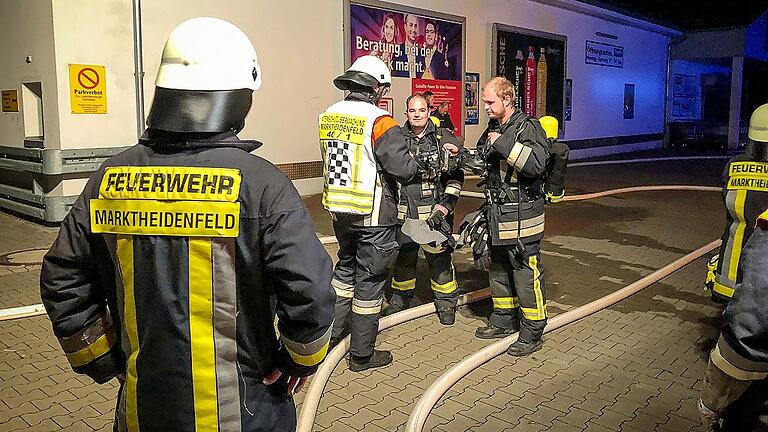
[484,76,517,106]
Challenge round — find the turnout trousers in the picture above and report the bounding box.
[330,221,399,357]
[390,231,458,310]
[488,242,547,343]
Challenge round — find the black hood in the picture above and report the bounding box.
[139,129,262,153]
[146,88,253,134]
[745,140,768,162]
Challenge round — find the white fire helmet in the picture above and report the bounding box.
[155,17,261,91]
[334,55,392,91]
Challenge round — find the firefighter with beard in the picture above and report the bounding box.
[459,77,549,357]
[699,209,768,431]
[383,93,464,325]
[321,55,422,372]
[707,103,768,303]
[39,18,335,431]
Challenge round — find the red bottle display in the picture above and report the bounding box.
[524,46,537,117]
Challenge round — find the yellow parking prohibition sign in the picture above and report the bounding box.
[69,64,107,114]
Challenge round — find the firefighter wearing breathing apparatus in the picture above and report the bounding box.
[706,103,768,303]
[383,93,464,325]
[40,18,336,431]
[458,77,549,357]
[321,55,423,372]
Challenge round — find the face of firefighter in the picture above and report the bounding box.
[482,86,513,121]
[405,15,419,44]
[407,97,429,132]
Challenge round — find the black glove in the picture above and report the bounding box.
[471,224,491,271]
[427,208,456,250]
[427,208,446,230]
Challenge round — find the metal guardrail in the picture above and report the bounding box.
[0,145,132,222]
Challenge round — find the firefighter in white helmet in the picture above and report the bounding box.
[41,17,335,431]
[321,55,423,371]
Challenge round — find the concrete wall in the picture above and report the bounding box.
[0,0,60,149]
[51,0,138,151]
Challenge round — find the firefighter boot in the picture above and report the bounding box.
[475,323,518,339]
[507,339,543,357]
[383,296,410,316]
[436,306,455,326]
[349,350,393,372]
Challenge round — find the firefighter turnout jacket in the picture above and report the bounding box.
[397,120,464,223]
[477,111,549,247]
[320,92,419,227]
[40,131,336,431]
[712,155,768,300]
[703,210,768,431]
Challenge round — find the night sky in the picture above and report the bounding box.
[577,0,768,30]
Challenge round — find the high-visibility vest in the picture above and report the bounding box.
[319,100,390,215]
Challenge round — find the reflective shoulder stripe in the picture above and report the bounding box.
[711,337,768,381]
[281,325,333,367]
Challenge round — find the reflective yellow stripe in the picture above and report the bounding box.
[65,332,116,367]
[528,256,547,321]
[352,304,382,315]
[431,266,458,294]
[324,185,375,198]
[711,344,768,381]
[493,297,518,309]
[728,190,747,281]
[713,280,735,298]
[189,239,218,431]
[392,278,416,291]
[521,307,543,320]
[117,235,139,432]
[431,279,457,294]
[285,341,330,367]
[334,287,354,298]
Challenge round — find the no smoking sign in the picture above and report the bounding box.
[69,64,107,114]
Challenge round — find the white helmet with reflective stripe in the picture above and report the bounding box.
[156,17,261,91]
[146,17,261,133]
[334,55,391,91]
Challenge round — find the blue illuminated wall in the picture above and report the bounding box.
[667,60,731,122]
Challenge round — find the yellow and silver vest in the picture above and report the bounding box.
[319,100,390,215]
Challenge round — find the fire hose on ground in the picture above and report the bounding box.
[295,184,720,431]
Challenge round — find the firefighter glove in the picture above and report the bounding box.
[705,254,719,292]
